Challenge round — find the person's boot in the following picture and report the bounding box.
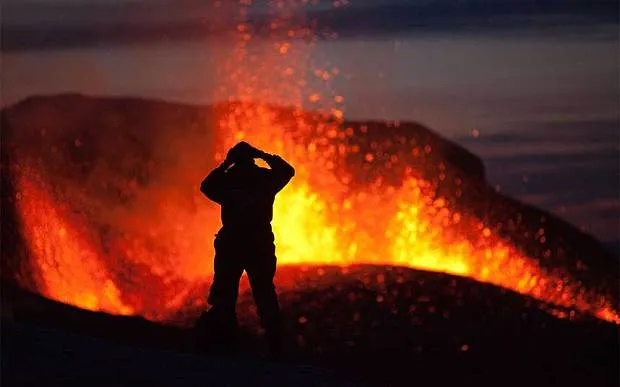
[265,325,283,361]
[193,311,211,352]
[196,307,239,353]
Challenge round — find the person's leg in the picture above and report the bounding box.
[205,237,244,350]
[245,241,282,357]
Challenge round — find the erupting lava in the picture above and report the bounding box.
[8,1,619,324]
[14,170,134,315]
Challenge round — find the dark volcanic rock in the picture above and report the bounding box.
[4,320,355,387]
[3,265,618,387]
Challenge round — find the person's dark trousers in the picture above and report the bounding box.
[207,230,282,356]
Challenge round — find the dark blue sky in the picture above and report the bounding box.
[3,0,618,50]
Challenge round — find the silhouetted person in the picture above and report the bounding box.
[198,141,295,357]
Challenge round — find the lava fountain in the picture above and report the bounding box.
[4,1,619,323]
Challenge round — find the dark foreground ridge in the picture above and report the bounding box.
[2,265,619,387]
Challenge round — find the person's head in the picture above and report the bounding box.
[227,142,256,168]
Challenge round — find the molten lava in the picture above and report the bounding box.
[8,1,619,324]
[15,168,133,315]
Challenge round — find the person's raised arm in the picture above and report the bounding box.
[200,159,233,204]
[224,141,295,193]
[256,150,295,194]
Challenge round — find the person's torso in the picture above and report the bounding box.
[219,166,276,232]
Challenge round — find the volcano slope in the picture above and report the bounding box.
[2,265,618,387]
[1,94,619,385]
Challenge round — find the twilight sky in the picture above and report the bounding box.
[2,0,618,50]
[2,0,619,244]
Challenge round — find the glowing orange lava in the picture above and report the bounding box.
[15,168,134,315]
[10,0,619,324]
